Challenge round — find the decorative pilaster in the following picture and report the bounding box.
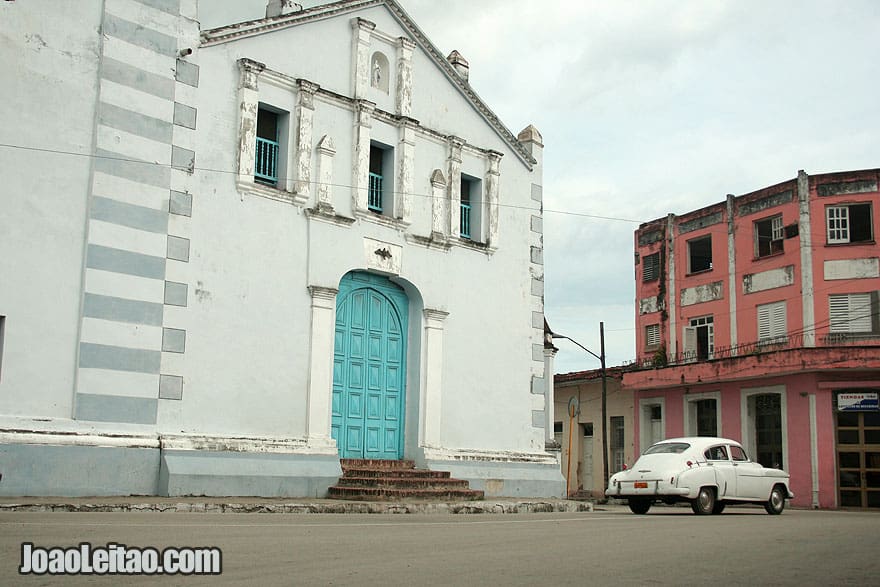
[396,37,415,117]
[486,151,502,248]
[798,170,816,347]
[396,117,417,225]
[351,18,376,99]
[236,58,265,184]
[420,308,449,449]
[543,346,559,448]
[306,286,339,449]
[315,135,336,212]
[447,137,463,238]
[293,80,318,204]
[352,100,375,213]
[429,169,447,239]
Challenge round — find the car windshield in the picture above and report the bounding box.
[644,442,690,455]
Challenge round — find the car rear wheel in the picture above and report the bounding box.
[628,499,651,514]
[764,486,786,515]
[712,501,726,515]
[691,487,715,515]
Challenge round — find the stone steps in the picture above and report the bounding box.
[327,459,484,501]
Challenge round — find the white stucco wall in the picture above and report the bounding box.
[0,1,103,417]
[184,5,545,453]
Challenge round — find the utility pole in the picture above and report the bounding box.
[599,321,608,493]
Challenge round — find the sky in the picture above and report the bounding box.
[206,1,880,374]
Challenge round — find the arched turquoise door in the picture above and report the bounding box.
[332,272,408,459]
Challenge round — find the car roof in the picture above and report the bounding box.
[651,437,744,451]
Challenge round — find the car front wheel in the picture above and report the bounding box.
[628,499,651,514]
[764,486,786,515]
[691,487,715,515]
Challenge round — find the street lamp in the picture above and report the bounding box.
[551,322,608,497]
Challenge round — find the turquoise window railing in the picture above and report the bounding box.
[255,137,279,185]
[368,172,383,212]
[460,201,471,238]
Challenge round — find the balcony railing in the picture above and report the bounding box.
[629,330,880,371]
[255,137,279,185]
[460,201,471,238]
[368,172,383,212]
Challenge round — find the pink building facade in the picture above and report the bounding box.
[624,168,880,509]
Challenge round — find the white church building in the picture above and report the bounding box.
[0,0,563,497]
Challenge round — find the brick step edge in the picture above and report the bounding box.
[335,477,470,489]
[327,487,486,501]
[340,469,452,479]
[0,501,593,514]
[341,459,415,470]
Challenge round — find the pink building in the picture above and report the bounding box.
[624,168,880,509]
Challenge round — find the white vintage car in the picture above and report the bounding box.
[606,437,794,515]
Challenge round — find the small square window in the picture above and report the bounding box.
[687,235,712,273]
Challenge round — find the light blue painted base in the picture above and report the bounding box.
[426,459,566,498]
[0,444,160,497]
[159,450,343,498]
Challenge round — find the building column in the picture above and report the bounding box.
[486,151,502,248]
[293,80,318,204]
[447,137,463,238]
[543,347,559,448]
[236,58,265,184]
[726,194,738,352]
[306,286,338,449]
[396,117,417,225]
[666,213,678,356]
[798,170,816,347]
[351,18,375,99]
[352,100,374,213]
[420,308,448,449]
[396,37,415,117]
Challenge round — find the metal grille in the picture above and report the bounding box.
[368,172,383,212]
[254,137,279,185]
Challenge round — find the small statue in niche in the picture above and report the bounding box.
[372,59,382,88]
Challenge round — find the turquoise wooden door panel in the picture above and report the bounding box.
[332,273,407,459]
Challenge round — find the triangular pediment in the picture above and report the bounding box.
[202,0,536,168]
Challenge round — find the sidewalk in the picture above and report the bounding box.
[0,495,595,515]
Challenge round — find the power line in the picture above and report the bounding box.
[0,142,641,223]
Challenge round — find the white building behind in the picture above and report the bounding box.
[0,0,563,497]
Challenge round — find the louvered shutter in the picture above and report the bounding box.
[830,293,872,333]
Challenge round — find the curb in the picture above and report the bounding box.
[0,500,594,515]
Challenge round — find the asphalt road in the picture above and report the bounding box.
[1,504,877,585]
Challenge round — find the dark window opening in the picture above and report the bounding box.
[460,177,473,239]
[695,399,717,436]
[582,422,594,437]
[755,215,784,257]
[827,203,873,244]
[688,235,712,273]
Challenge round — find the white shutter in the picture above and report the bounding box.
[758,301,786,341]
[683,326,697,362]
[646,324,660,347]
[771,216,784,241]
[758,305,771,340]
[830,293,872,333]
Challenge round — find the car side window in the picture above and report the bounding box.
[730,446,748,462]
[705,446,728,461]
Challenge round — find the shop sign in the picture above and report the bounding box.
[838,392,879,411]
